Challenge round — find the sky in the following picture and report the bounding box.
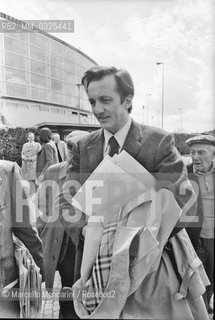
[1,0,214,133]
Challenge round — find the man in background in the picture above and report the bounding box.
[186,134,214,315]
[53,133,67,163]
[21,132,41,194]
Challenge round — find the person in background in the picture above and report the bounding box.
[36,127,58,186]
[186,134,215,315]
[21,132,41,194]
[53,133,67,163]
[37,130,89,319]
[0,160,45,318]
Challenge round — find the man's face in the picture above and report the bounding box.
[54,134,60,143]
[28,133,34,143]
[190,144,214,173]
[87,75,130,134]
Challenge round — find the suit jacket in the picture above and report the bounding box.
[36,141,58,179]
[0,160,45,289]
[56,140,67,162]
[186,163,215,249]
[37,161,85,289]
[62,119,195,233]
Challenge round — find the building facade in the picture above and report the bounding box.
[0,13,99,129]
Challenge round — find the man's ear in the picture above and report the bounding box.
[124,95,132,110]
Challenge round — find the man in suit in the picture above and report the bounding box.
[185,134,214,314]
[57,66,198,318]
[54,134,67,163]
[37,130,89,319]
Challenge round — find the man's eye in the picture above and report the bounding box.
[102,98,111,104]
[89,100,95,106]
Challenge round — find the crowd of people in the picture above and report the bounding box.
[0,65,214,319]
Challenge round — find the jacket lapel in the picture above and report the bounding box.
[87,129,104,172]
[122,120,143,159]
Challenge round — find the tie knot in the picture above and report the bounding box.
[108,136,119,157]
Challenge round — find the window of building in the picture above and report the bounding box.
[5,52,27,70]
[5,67,27,84]
[6,83,28,98]
[51,78,63,91]
[4,36,28,56]
[58,109,65,114]
[31,87,48,101]
[31,59,47,75]
[31,73,47,88]
[30,45,48,63]
[51,91,64,104]
[80,113,88,124]
[30,104,40,110]
[50,107,59,113]
[39,106,49,112]
[29,33,49,50]
[67,49,76,62]
[50,40,66,58]
[51,65,66,81]
[19,103,29,109]
[5,32,28,42]
[6,102,18,109]
[51,54,66,70]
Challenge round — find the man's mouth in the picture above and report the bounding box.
[98,116,109,121]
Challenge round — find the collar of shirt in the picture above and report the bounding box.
[193,160,215,176]
[103,117,132,157]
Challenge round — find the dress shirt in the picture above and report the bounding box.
[103,117,132,157]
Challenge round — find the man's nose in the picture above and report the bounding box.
[193,152,199,161]
[93,102,104,114]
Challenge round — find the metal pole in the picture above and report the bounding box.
[146,93,151,125]
[161,64,164,129]
[142,105,145,125]
[76,84,82,124]
[156,62,164,129]
[178,108,182,132]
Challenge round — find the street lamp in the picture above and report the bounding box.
[151,115,154,126]
[76,83,82,124]
[146,93,152,125]
[156,62,164,129]
[142,105,145,125]
[178,108,182,133]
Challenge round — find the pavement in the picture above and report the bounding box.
[41,271,61,319]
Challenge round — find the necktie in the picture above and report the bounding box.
[108,136,119,157]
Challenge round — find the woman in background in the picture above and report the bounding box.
[36,127,58,186]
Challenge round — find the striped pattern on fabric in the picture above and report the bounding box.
[83,221,118,312]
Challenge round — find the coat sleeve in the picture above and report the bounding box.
[153,133,197,236]
[39,144,55,178]
[55,142,86,247]
[11,162,45,280]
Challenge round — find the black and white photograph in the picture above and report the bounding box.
[0,0,214,319]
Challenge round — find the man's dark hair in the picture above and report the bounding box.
[39,127,52,143]
[81,66,134,113]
